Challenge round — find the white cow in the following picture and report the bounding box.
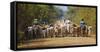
[88,26,92,37]
[64,19,73,36]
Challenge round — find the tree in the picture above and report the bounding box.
[66,6,96,33]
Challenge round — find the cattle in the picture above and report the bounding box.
[24,20,92,40]
[71,24,78,37]
[48,26,55,38]
[27,26,33,39]
[24,26,33,40]
[69,24,85,37]
[53,25,59,37]
[87,26,92,37]
[42,27,47,38]
[32,24,44,39]
[32,25,38,39]
[46,27,50,38]
[76,26,81,37]
[61,25,67,37]
[41,25,55,38]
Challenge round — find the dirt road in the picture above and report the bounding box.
[18,37,96,48]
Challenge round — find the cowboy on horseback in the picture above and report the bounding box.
[80,19,85,29]
[80,19,87,36]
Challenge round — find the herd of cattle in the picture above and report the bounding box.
[24,20,92,40]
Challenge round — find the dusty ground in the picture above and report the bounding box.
[18,36,96,48]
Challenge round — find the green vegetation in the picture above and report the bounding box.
[65,6,96,33]
[17,4,62,31]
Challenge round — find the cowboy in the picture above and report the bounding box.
[80,19,85,29]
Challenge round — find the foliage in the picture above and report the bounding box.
[66,6,96,33]
[17,4,61,31]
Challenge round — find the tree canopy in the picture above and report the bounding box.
[17,4,62,31]
[65,6,96,33]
